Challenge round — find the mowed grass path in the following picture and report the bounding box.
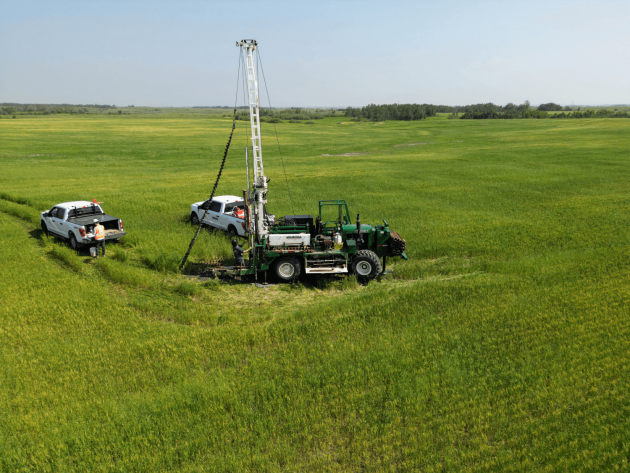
[1,113,630,470]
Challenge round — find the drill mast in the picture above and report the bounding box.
[237,39,268,242]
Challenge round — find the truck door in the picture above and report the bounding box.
[49,207,67,236]
[197,200,211,222]
[218,202,233,230]
[44,208,55,234]
[203,200,223,228]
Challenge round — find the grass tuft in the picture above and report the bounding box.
[98,258,156,288]
[122,233,141,248]
[174,280,202,297]
[48,244,83,273]
[202,278,222,291]
[145,251,181,273]
[110,246,129,262]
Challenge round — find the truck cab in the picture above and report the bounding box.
[190,195,247,236]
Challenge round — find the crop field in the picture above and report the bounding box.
[1,111,630,471]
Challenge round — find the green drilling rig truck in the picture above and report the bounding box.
[184,39,407,282]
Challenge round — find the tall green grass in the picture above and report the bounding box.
[1,112,630,470]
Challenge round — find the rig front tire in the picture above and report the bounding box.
[351,250,382,281]
[191,213,200,225]
[275,257,302,282]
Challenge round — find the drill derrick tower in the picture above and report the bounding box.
[237,39,269,243]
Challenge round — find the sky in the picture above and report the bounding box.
[0,0,629,107]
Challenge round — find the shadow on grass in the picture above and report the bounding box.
[28,228,45,241]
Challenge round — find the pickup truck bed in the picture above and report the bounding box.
[69,214,119,227]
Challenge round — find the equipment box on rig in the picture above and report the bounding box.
[283,215,314,234]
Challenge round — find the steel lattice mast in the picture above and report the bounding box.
[237,39,269,241]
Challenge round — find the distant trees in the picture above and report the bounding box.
[235,107,341,121]
[458,101,629,120]
[538,102,564,111]
[0,103,115,116]
[344,104,438,121]
[459,101,547,119]
[550,109,629,119]
[339,101,628,121]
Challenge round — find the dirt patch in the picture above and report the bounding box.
[321,153,368,157]
[394,143,426,148]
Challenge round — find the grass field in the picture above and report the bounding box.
[1,111,630,471]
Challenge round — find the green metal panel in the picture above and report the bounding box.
[269,225,309,234]
[375,225,390,257]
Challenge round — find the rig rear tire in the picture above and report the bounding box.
[275,257,302,282]
[351,250,382,281]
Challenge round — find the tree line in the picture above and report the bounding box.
[3,102,627,120]
[0,103,116,116]
[235,107,343,122]
[549,109,630,119]
[345,103,439,121]
[343,101,629,121]
[459,102,629,119]
[458,101,549,119]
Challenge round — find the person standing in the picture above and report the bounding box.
[93,218,106,257]
[231,239,250,267]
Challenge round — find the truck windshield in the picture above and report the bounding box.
[68,205,104,218]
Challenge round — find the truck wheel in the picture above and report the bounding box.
[351,250,382,281]
[275,257,302,282]
[69,233,81,251]
[191,213,200,225]
[227,225,238,237]
[41,222,49,236]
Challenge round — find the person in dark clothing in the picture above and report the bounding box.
[232,239,250,267]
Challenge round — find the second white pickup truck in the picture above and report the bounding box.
[41,201,126,250]
[190,195,247,236]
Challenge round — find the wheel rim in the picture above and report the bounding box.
[70,237,77,249]
[192,215,199,224]
[278,262,295,278]
[356,260,373,276]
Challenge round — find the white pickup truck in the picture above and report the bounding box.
[190,195,247,237]
[40,201,126,250]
